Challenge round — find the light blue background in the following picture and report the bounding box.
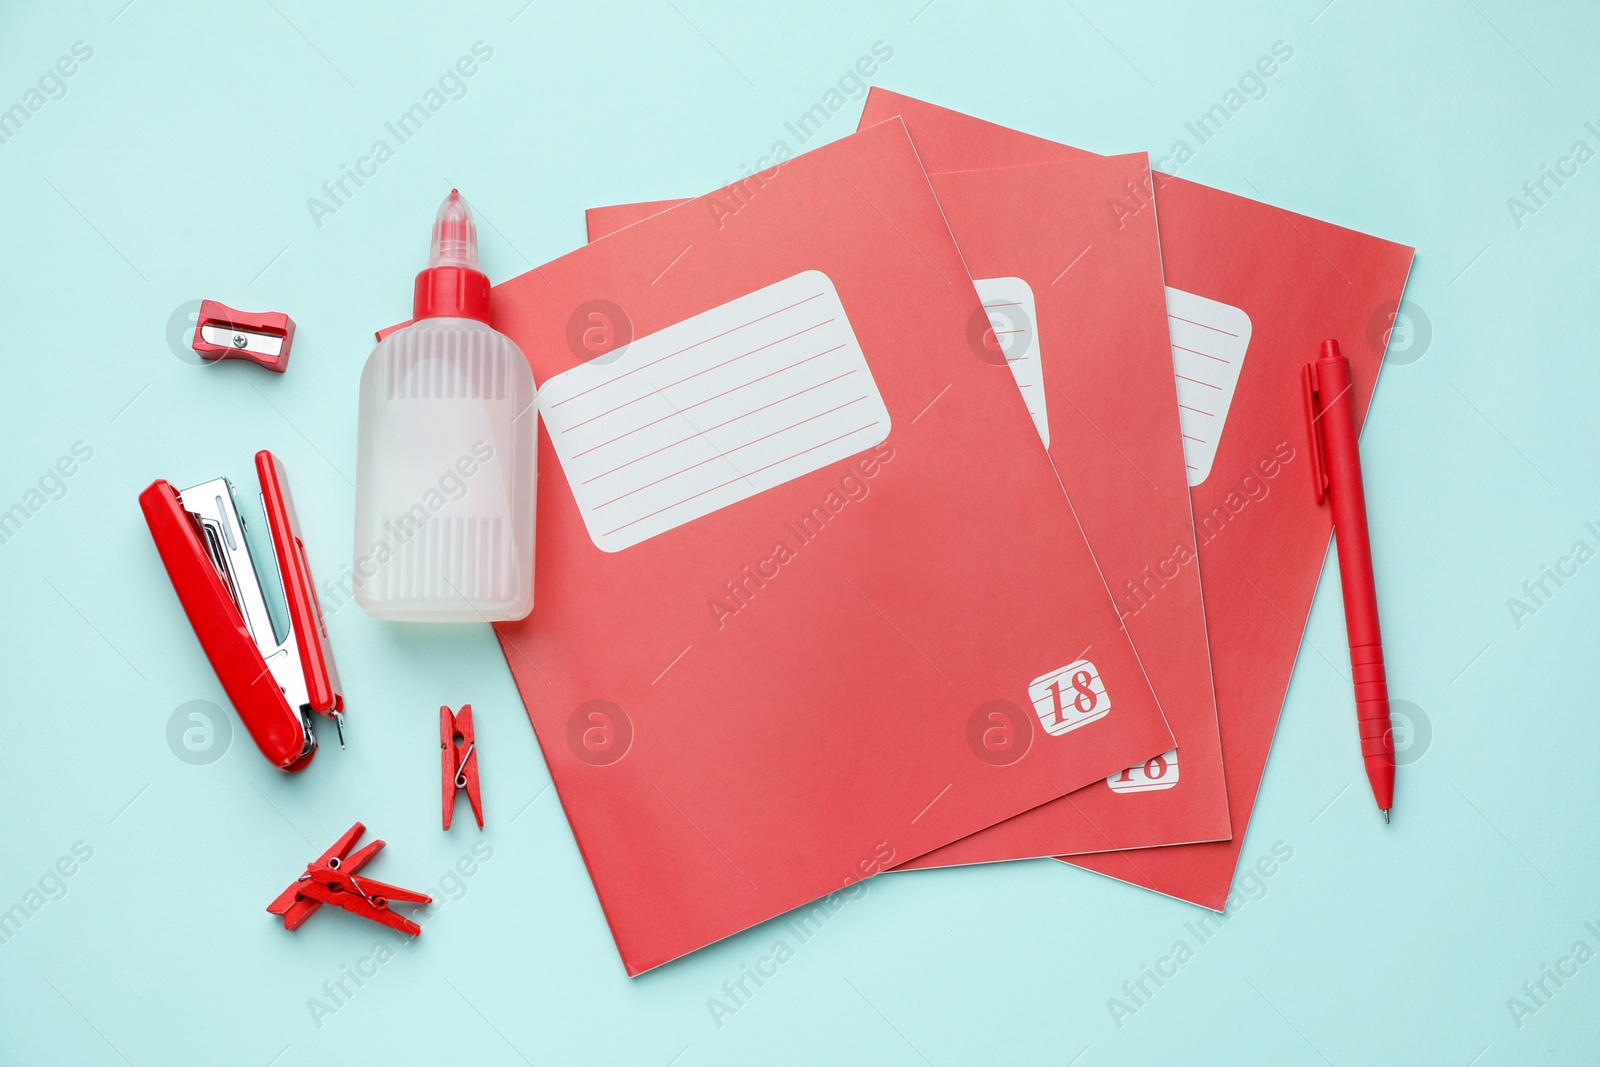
[1,1,1596,1063]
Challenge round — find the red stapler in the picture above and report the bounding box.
[139,450,343,771]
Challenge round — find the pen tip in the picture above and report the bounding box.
[1381,808,1391,824]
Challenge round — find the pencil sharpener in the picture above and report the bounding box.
[192,300,296,373]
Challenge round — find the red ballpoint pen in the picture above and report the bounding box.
[1303,339,1396,822]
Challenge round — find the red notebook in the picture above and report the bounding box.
[907,158,1228,862]
[587,154,1232,861]
[852,88,1414,908]
[417,118,1174,973]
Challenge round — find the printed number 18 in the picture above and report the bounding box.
[1113,753,1170,785]
[1046,670,1099,724]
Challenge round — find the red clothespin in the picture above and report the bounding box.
[192,300,296,372]
[441,705,483,830]
[267,823,432,937]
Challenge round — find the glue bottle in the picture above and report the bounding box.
[353,190,536,621]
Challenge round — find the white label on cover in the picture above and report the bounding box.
[1028,659,1111,736]
[1107,747,1180,793]
[974,276,1049,448]
[540,271,891,552]
[1166,287,1252,486]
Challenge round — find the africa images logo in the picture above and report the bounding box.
[966,700,1034,767]
[567,700,633,766]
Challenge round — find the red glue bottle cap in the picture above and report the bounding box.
[413,190,491,323]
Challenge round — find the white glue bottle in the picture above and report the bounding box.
[353,190,536,621]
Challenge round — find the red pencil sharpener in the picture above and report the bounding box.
[192,300,296,373]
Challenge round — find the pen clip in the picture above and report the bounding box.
[256,451,343,730]
[1301,362,1329,505]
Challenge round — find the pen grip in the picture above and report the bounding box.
[1350,641,1394,758]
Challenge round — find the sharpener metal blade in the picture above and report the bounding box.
[199,323,285,358]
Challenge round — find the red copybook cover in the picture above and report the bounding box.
[851,89,1414,908]
[391,118,1174,973]
[586,154,1231,861]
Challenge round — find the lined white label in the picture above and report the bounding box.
[1107,747,1180,793]
[974,276,1049,448]
[1166,287,1252,486]
[1028,659,1111,736]
[539,271,891,552]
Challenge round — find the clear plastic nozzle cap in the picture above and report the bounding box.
[427,189,480,270]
